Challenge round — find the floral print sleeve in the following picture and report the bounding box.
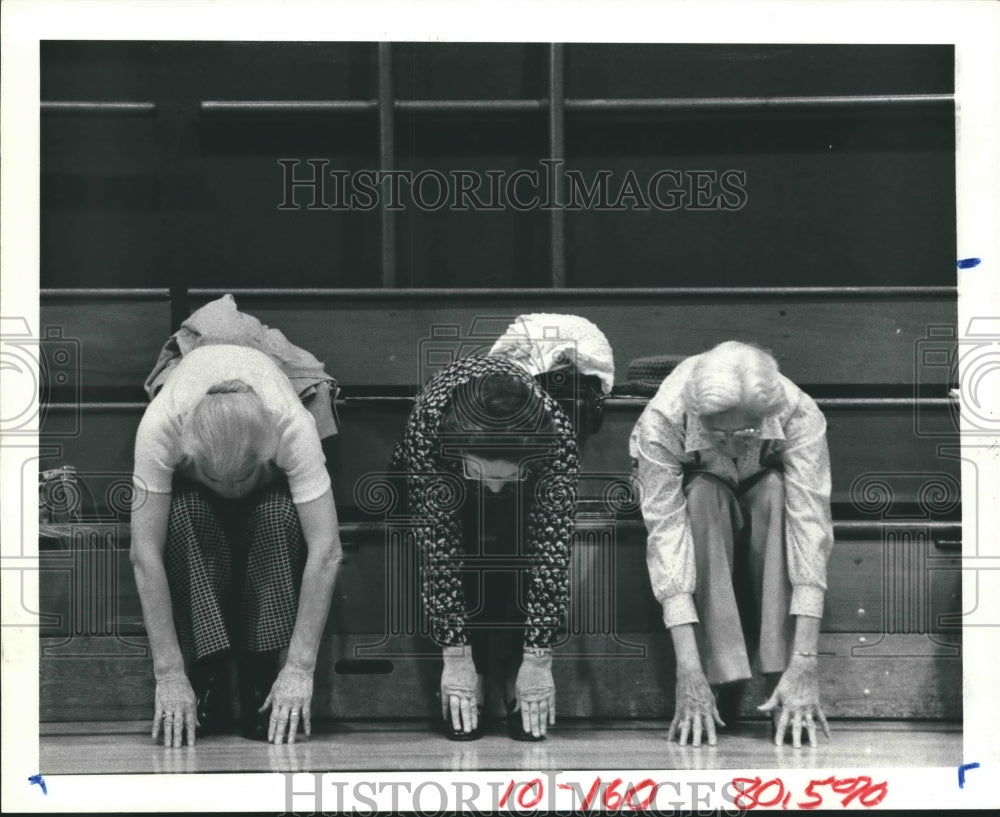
[391,355,579,649]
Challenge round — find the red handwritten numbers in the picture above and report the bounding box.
[498,775,886,812]
[730,775,888,810]
[499,779,543,809]
[499,777,661,811]
[593,779,659,811]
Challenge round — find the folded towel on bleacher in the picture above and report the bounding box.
[143,294,339,439]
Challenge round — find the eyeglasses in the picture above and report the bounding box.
[702,427,762,441]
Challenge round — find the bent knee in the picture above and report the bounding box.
[684,473,736,506]
[168,487,213,524]
[747,470,785,507]
[249,490,299,528]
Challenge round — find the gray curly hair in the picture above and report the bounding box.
[683,341,786,418]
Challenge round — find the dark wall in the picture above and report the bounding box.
[41,42,955,290]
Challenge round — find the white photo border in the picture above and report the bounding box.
[2,0,998,811]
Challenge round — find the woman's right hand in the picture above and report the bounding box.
[669,666,724,747]
[440,646,479,734]
[152,674,199,748]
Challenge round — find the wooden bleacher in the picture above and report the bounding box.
[36,42,960,737]
[37,287,962,724]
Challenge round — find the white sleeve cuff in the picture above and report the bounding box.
[290,473,332,506]
[790,585,825,619]
[662,593,699,629]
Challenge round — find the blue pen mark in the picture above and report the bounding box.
[957,258,981,269]
[28,774,47,795]
[958,762,980,788]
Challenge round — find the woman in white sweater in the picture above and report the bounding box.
[630,341,833,748]
[131,343,342,747]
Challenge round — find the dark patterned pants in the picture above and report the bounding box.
[165,477,306,661]
[459,482,528,676]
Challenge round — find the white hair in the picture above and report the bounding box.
[179,379,278,479]
[683,341,786,417]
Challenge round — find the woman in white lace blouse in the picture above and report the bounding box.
[630,341,833,748]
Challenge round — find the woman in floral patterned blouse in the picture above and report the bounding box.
[630,341,834,749]
[391,354,581,741]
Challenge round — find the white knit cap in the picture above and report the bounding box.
[488,313,615,394]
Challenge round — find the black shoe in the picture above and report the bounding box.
[444,718,484,741]
[190,653,234,737]
[237,651,280,741]
[506,701,546,742]
[714,681,746,728]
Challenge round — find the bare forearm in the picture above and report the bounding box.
[284,489,342,672]
[133,558,186,677]
[284,550,340,672]
[669,623,703,673]
[792,613,821,655]
[131,490,184,677]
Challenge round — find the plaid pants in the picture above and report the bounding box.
[165,477,306,661]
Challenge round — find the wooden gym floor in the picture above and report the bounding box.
[40,720,961,775]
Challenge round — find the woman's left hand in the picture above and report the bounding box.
[516,651,556,738]
[260,665,314,745]
[757,655,830,748]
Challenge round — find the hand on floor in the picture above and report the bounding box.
[515,650,556,738]
[440,646,479,734]
[669,667,723,747]
[260,665,314,745]
[757,655,830,748]
[152,674,198,748]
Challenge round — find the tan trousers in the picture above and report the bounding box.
[684,470,794,685]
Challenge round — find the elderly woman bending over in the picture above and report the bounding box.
[130,344,342,747]
[392,315,612,742]
[392,354,582,741]
[630,341,833,748]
